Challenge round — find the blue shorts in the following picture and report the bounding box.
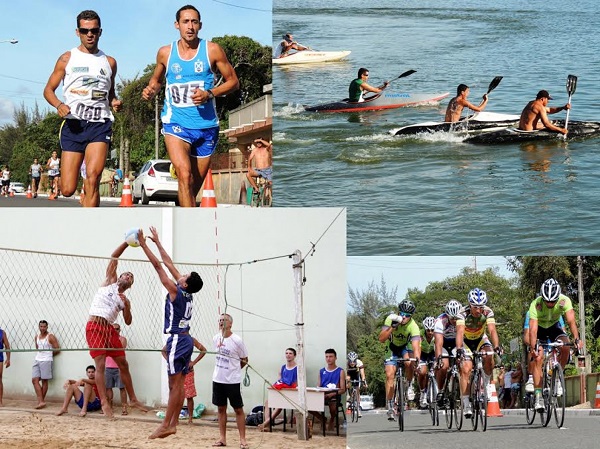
[255,167,272,181]
[165,333,193,376]
[76,394,101,411]
[59,119,113,153]
[162,124,219,158]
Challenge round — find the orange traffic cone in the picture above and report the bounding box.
[26,185,33,199]
[486,381,503,417]
[119,178,133,207]
[200,169,217,207]
[594,382,600,409]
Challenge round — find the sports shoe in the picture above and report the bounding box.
[534,395,545,412]
[555,382,563,397]
[463,402,473,419]
[420,392,428,409]
[407,384,416,401]
[387,408,395,421]
[525,379,534,393]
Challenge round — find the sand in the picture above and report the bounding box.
[0,399,346,449]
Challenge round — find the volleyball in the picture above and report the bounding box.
[169,163,177,179]
[124,228,140,247]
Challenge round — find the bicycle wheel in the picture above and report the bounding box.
[541,368,552,427]
[470,371,479,431]
[444,379,454,429]
[427,375,439,426]
[351,389,359,423]
[552,365,566,428]
[480,375,488,432]
[396,375,405,431]
[525,393,536,425]
[452,373,463,430]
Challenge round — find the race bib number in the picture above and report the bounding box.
[49,169,59,176]
[74,102,103,121]
[169,81,205,107]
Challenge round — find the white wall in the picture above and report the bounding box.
[0,207,346,413]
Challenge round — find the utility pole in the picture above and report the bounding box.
[155,95,159,159]
[577,256,587,354]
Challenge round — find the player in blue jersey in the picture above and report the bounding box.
[139,226,203,439]
[142,5,239,207]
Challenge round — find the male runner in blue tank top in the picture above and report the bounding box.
[138,226,203,439]
[142,5,239,207]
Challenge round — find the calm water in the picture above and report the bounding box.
[273,0,600,255]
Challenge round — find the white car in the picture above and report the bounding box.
[9,182,25,193]
[359,394,374,411]
[132,159,179,205]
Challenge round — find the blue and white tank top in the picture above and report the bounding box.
[164,285,193,334]
[319,366,342,388]
[280,364,298,386]
[162,39,218,129]
[0,329,4,362]
[63,47,114,122]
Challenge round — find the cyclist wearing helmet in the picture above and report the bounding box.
[528,278,582,412]
[434,300,464,404]
[346,351,367,418]
[455,288,501,419]
[414,316,436,409]
[378,300,421,421]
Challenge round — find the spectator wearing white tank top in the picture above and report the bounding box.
[32,320,60,409]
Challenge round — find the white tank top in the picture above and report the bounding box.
[63,47,114,122]
[48,157,60,176]
[89,283,124,323]
[35,335,54,362]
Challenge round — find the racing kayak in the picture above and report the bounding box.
[273,50,351,65]
[390,111,520,136]
[464,120,600,144]
[305,92,449,113]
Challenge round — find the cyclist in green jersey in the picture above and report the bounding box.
[416,316,436,409]
[528,278,582,411]
[378,300,421,421]
[348,68,389,103]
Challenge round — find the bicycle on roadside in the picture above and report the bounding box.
[538,340,574,428]
[347,379,362,423]
[424,359,439,426]
[468,350,494,431]
[439,354,463,431]
[251,176,272,207]
[392,357,417,431]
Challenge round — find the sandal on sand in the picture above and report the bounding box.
[212,442,226,447]
[240,444,250,449]
[121,409,128,416]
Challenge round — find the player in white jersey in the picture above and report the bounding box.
[142,5,239,207]
[43,10,122,207]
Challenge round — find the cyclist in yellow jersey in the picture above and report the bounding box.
[528,278,582,411]
[378,300,421,421]
[455,288,501,418]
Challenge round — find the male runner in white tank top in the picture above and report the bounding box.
[43,10,122,207]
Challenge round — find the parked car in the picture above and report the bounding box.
[9,182,25,193]
[132,159,179,205]
[359,394,374,411]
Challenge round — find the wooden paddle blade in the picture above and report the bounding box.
[566,75,577,96]
[486,76,503,94]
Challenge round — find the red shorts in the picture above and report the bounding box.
[86,321,125,359]
[184,369,197,399]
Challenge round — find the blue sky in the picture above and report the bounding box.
[0,0,272,125]
[347,256,515,304]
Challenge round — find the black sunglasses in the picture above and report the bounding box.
[79,27,100,35]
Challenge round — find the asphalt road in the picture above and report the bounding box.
[0,193,170,207]
[347,409,600,449]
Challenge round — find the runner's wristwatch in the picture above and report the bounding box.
[207,89,214,100]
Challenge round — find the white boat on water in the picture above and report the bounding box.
[273,50,351,65]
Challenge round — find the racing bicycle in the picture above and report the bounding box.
[347,379,362,423]
[468,350,494,431]
[425,359,439,426]
[439,354,463,430]
[539,341,574,428]
[392,357,417,431]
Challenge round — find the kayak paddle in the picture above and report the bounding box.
[362,69,417,101]
[564,74,577,134]
[486,76,503,95]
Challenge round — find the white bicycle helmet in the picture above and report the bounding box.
[347,351,358,363]
[422,316,436,330]
[445,300,463,318]
[398,300,416,315]
[468,288,488,306]
[541,278,561,302]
